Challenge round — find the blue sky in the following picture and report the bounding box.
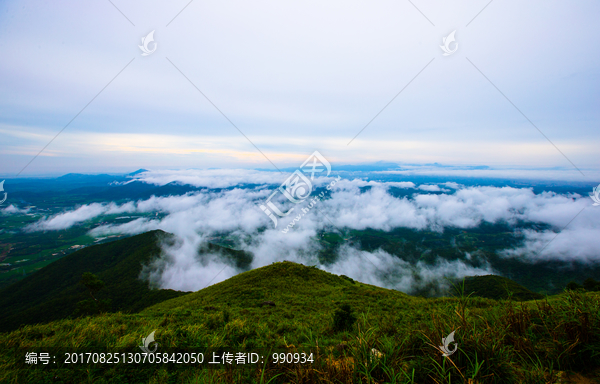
[0,0,599,177]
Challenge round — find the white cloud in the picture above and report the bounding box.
[26,202,136,231]
[322,244,495,294]
[379,167,600,182]
[501,206,600,263]
[23,171,600,291]
[1,204,31,215]
[418,184,442,192]
[140,233,238,292]
[443,182,462,189]
[129,169,285,189]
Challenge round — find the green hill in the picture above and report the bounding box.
[143,260,413,327]
[2,261,599,383]
[1,245,599,383]
[0,230,253,332]
[0,230,189,332]
[458,274,544,301]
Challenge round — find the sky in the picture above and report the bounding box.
[0,0,599,178]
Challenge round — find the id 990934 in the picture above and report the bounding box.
[271,352,314,364]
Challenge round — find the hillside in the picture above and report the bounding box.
[145,260,405,311]
[457,274,544,301]
[143,260,415,330]
[1,261,599,383]
[0,230,190,332]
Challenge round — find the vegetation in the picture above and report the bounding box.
[566,278,600,293]
[333,304,357,332]
[1,261,599,383]
[74,272,112,316]
[4,176,600,297]
[315,224,600,296]
[0,231,189,332]
[455,275,544,301]
[1,225,599,382]
[583,278,600,292]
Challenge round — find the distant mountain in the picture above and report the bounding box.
[86,180,201,201]
[331,162,401,172]
[128,169,149,176]
[0,230,208,332]
[56,173,117,181]
[457,275,544,301]
[418,163,490,170]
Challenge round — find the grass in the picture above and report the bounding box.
[1,261,599,383]
[455,275,544,301]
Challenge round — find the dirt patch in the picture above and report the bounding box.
[0,243,14,262]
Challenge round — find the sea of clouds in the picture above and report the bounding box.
[15,169,600,292]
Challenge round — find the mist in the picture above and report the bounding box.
[22,170,600,292]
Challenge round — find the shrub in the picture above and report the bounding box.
[74,272,110,316]
[566,281,582,291]
[333,304,356,332]
[340,275,355,284]
[583,278,600,292]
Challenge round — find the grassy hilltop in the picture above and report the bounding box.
[1,234,599,383]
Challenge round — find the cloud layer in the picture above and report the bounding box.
[23,170,600,292]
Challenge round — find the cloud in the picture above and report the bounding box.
[140,234,238,292]
[387,181,416,189]
[319,184,589,233]
[1,205,31,215]
[443,182,461,189]
[500,206,600,263]
[129,169,286,189]
[23,171,600,292]
[1,1,599,175]
[418,184,442,192]
[322,244,495,295]
[332,179,415,189]
[379,167,600,182]
[89,218,160,237]
[26,202,137,231]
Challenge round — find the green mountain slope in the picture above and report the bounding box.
[1,261,599,383]
[0,230,187,332]
[143,260,412,321]
[458,274,544,301]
